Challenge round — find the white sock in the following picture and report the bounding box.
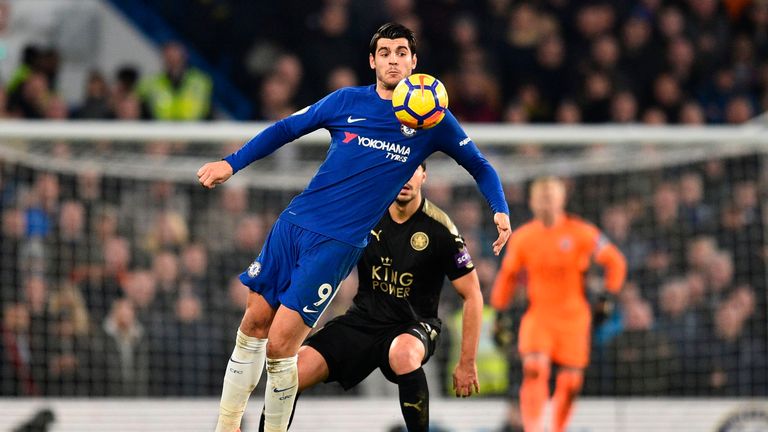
[264,356,299,432]
[215,329,267,432]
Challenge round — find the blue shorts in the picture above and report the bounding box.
[239,218,363,327]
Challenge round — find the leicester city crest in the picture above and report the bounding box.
[247,260,261,278]
[410,232,429,251]
[400,124,417,137]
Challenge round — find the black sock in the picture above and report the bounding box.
[397,368,429,432]
[258,392,301,432]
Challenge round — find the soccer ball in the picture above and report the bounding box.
[392,73,449,130]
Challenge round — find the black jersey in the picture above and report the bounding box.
[347,198,475,330]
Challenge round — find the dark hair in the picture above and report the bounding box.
[369,22,417,56]
[420,161,426,170]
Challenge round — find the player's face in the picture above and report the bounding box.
[396,166,426,205]
[530,181,566,220]
[369,38,417,90]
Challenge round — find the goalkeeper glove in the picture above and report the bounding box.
[592,293,615,328]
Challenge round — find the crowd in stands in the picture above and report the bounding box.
[0,0,766,123]
[1,150,766,397]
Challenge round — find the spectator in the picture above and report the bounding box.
[81,236,130,321]
[554,99,582,123]
[610,91,639,123]
[121,270,160,328]
[179,243,212,302]
[44,302,92,396]
[705,251,735,305]
[97,298,149,396]
[678,172,716,234]
[580,70,613,122]
[656,278,702,347]
[214,215,266,282]
[446,67,502,122]
[532,35,571,109]
[601,204,648,272]
[0,303,45,395]
[138,42,212,121]
[151,295,213,395]
[725,96,754,123]
[112,65,140,106]
[652,73,684,122]
[603,298,679,395]
[300,3,356,100]
[7,72,50,119]
[51,200,91,279]
[151,250,180,310]
[0,208,25,302]
[619,14,659,96]
[679,100,706,124]
[695,289,767,395]
[75,71,112,119]
[253,74,296,121]
[326,66,358,93]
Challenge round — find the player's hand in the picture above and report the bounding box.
[452,360,480,398]
[492,212,511,256]
[197,160,233,189]
[592,293,614,328]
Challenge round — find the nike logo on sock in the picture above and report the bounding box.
[273,385,297,393]
[229,357,254,365]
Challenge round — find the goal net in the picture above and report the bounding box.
[0,122,766,429]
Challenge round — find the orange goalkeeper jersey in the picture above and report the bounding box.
[491,215,626,323]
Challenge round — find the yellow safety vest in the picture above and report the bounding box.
[446,305,509,395]
[139,69,212,120]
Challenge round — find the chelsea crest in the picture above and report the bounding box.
[400,124,417,137]
[247,261,261,277]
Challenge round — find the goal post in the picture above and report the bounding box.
[0,121,766,428]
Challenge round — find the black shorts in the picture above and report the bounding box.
[304,312,439,390]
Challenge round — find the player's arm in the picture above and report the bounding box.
[451,270,482,398]
[590,229,627,294]
[435,113,510,255]
[585,224,627,326]
[197,91,342,188]
[490,231,523,311]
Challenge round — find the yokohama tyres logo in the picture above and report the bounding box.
[341,132,411,156]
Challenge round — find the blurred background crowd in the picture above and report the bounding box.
[1,150,767,398]
[1,0,767,123]
[0,0,767,403]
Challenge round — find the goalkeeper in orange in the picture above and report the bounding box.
[491,177,626,432]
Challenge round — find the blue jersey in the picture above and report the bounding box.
[225,84,508,248]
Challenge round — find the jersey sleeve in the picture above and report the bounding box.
[580,221,627,294]
[438,227,475,282]
[490,228,525,310]
[433,112,509,215]
[224,90,342,173]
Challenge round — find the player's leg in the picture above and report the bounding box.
[517,314,555,432]
[520,353,551,432]
[262,305,312,432]
[263,230,363,432]
[216,291,276,432]
[257,345,330,432]
[550,321,589,432]
[551,367,584,432]
[389,328,429,432]
[217,219,295,432]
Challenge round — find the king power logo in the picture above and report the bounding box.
[342,132,411,163]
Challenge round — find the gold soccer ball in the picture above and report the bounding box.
[392,73,449,130]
